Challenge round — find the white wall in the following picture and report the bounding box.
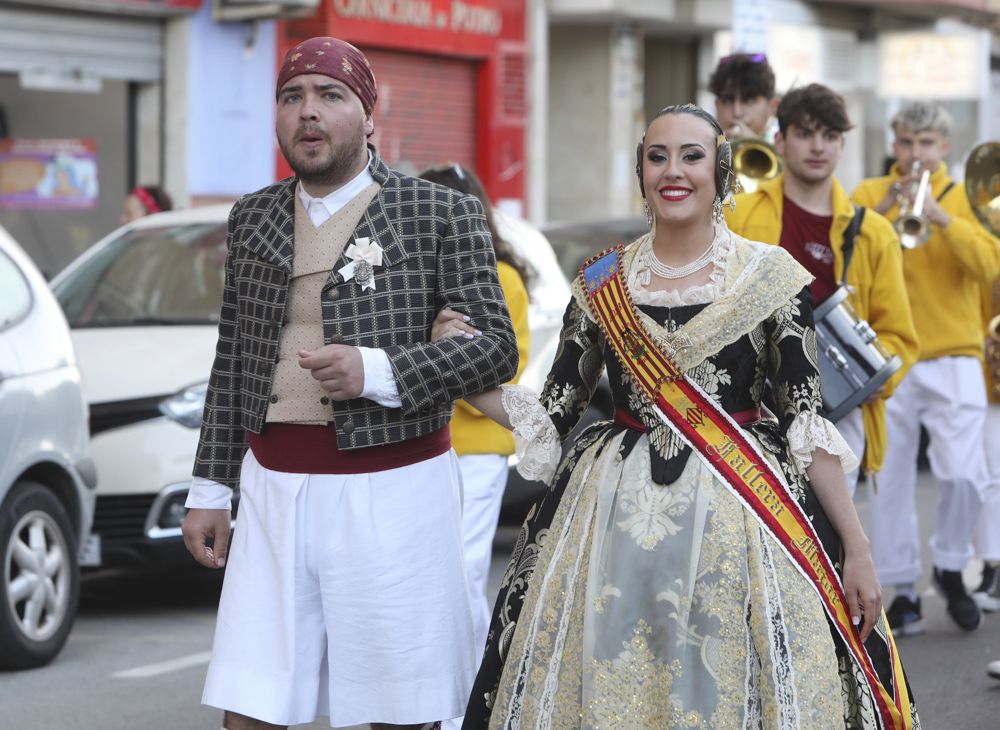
[184,4,278,201]
[547,25,613,221]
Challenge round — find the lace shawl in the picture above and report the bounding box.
[509,230,856,481]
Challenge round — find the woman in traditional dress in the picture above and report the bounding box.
[436,104,919,729]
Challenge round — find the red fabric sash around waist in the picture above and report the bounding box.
[614,407,763,432]
[247,423,451,474]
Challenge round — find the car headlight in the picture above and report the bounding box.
[157,490,190,530]
[158,381,208,429]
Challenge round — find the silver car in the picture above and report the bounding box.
[0,224,96,669]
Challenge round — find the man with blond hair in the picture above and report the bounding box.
[852,101,1000,635]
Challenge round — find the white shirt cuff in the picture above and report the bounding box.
[358,346,402,408]
[185,477,234,510]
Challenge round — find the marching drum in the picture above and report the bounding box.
[813,286,901,422]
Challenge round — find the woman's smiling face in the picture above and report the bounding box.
[641,112,719,228]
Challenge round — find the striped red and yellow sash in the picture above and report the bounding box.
[581,245,911,730]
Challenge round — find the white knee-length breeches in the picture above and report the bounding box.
[201,449,476,727]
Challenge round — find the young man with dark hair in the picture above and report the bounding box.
[726,82,917,532]
[852,101,1000,634]
[708,52,778,140]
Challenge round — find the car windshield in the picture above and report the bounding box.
[53,222,227,327]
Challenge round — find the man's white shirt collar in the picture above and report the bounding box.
[298,151,375,228]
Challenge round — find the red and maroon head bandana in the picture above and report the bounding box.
[275,37,377,115]
[132,187,161,214]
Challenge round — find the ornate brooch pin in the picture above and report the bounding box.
[338,237,383,291]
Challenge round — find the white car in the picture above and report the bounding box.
[0,224,95,669]
[51,203,571,567]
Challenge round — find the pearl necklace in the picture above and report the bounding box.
[646,237,719,279]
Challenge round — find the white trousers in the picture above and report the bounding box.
[974,404,1000,561]
[442,453,509,730]
[869,357,988,585]
[837,407,865,497]
[202,449,476,727]
[456,453,508,659]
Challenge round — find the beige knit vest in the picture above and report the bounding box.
[265,182,380,424]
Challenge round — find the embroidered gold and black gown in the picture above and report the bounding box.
[463,230,919,729]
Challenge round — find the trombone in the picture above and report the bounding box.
[965,142,1000,399]
[965,142,1000,239]
[895,160,931,249]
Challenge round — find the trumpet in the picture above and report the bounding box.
[895,160,932,249]
[731,137,782,194]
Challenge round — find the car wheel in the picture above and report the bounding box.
[0,480,80,669]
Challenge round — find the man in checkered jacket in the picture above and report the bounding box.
[181,37,517,730]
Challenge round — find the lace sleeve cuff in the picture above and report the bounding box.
[786,410,860,474]
[501,384,561,484]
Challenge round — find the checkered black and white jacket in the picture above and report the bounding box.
[192,151,518,488]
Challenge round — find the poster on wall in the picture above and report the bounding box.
[0,139,99,210]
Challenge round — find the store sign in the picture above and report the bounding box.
[878,31,986,100]
[331,0,503,36]
[0,139,99,210]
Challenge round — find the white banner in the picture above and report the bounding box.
[731,0,770,54]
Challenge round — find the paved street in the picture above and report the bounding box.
[2,470,999,728]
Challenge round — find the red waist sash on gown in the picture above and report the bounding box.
[247,423,451,474]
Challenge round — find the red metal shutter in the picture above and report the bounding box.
[363,48,478,176]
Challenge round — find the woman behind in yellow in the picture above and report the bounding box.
[418,162,532,686]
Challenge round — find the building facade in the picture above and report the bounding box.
[0,0,201,274]
[536,0,1000,226]
[3,0,997,272]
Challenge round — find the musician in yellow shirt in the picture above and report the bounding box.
[708,51,779,143]
[725,84,917,504]
[852,101,1000,634]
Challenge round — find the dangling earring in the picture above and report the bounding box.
[643,199,653,228]
[723,190,736,213]
[712,196,724,224]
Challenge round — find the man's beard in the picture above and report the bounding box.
[279,124,367,187]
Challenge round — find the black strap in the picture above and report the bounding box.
[937,181,956,202]
[840,205,866,285]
